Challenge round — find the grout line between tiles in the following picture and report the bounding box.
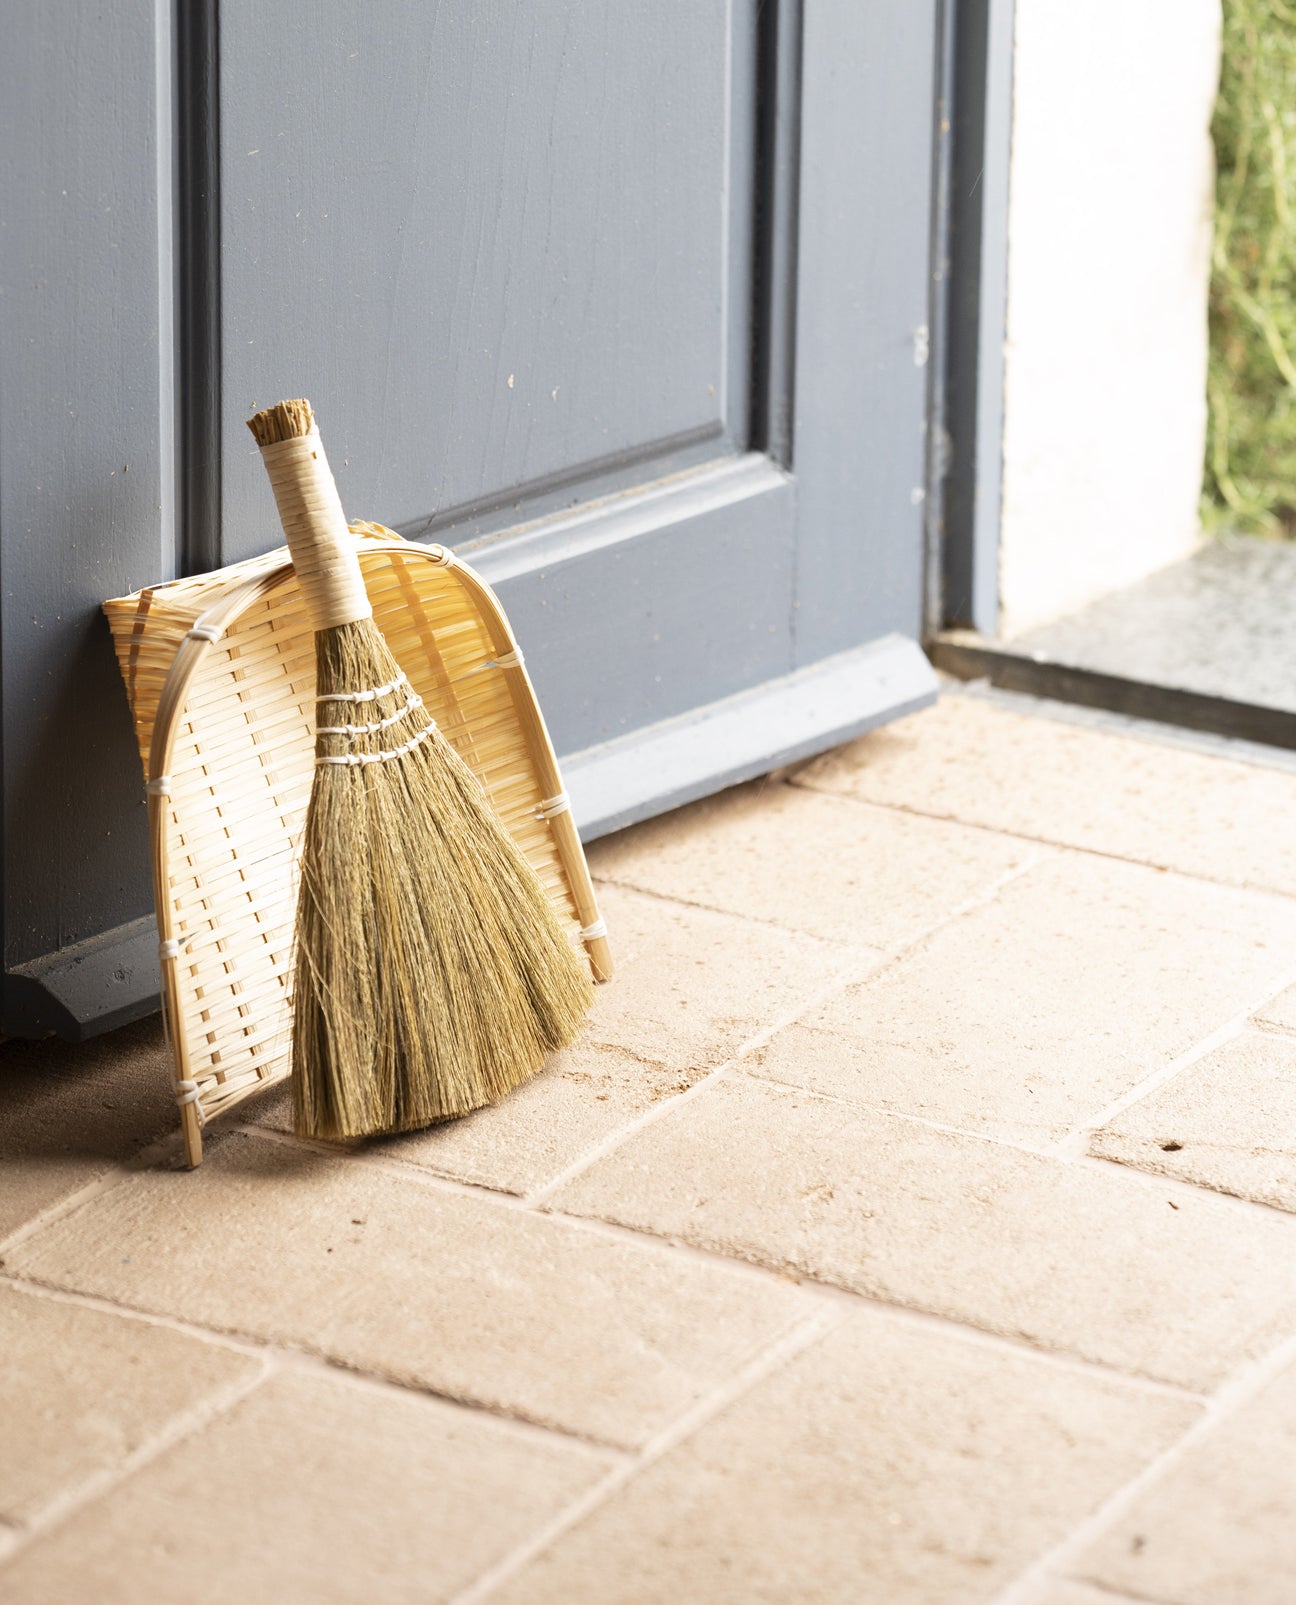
[519,1060,742,1210]
[0,1271,633,1473]
[1053,960,1296,1159]
[988,1329,1296,1605]
[229,1121,541,1208]
[1073,1152,1296,1226]
[737,1058,1296,1228]
[806,1283,1209,1405]
[737,1063,1064,1156]
[0,1271,277,1362]
[1253,1013,1296,1041]
[539,1197,1227,1402]
[593,841,1050,969]
[0,1166,135,1261]
[0,1345,270,1569]
[0,1127,190,1261]
[589,869,890,956]
[448,1308,841,1605]
[788,775,1296,907]
[1052,1024,1249,1159]
[1045,1581,1173,1605]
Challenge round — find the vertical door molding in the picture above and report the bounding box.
[177,0,224,577]
[940,0,1016,634]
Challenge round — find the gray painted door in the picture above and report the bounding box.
[0,0,939,1037]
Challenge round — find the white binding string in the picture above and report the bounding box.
[317,719,438,767]
[317,672,408,705]
[186,623,223,644]
[537,791,570,819]
[580,917,608,942]
[317,693,423,737]
[174,1078,203,1110]
[158,938,182,961]
[146,776,172,797]
[494,647,524,669]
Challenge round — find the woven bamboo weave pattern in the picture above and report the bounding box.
[103,524,609,1165]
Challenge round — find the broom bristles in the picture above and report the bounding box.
[295,617,594,1140]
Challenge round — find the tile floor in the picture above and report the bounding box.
[3,686,1296,1603]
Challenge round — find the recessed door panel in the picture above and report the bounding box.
[218,0,757,556]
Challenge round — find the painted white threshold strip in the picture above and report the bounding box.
[562,633,937,841]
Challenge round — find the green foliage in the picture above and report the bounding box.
[1206,0,1296,535]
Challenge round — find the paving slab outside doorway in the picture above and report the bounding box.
[2,686,1295,1603]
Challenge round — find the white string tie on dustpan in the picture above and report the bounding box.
[494,647,524,669]
[580,918,608,941]
[186,623,223,644]
[173,1078,203,1114]
[158,938,182,961]
[146,775,172,797]
[537,791,570,820]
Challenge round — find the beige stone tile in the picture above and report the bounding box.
[588,779,1038,950]
[0,1018,178,1243]
[1256,981,1296,1031]
[1076,1351,1296,1605]
[577,882,879,1072]
[1089,1029,1296,1212]
[250,1042,693,1199]
[492,1304,1199,1605]
[755,850,1296,1146]
[6,1131,807,1450]
[0,1368,611,1605]
[0,1283,258,1524]
[798,694,1296,897]
[550,1075,1296,1390]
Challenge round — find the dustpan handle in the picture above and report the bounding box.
[256,426,373,632]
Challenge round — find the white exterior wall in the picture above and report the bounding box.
[997,0,1221,638]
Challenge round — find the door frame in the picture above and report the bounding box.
[934,0,1016,638]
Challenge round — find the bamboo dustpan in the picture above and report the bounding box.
[103,522,611,1167]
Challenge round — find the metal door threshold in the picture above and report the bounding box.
[930,632,1296,752]
[931,534,1296,752]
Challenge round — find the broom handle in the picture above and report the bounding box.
[257,427,373,631]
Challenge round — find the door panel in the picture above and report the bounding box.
[218,0,758,559]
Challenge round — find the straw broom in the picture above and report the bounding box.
[247,398,593,1140]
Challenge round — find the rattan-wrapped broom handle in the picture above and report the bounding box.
[248,400,373,631]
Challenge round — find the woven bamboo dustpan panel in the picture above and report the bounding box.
[103,523,610,1167]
